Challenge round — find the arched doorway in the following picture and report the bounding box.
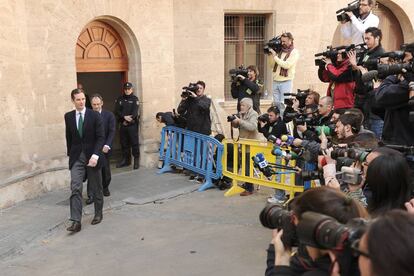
[76,20,129,152]
[331,2,404,51]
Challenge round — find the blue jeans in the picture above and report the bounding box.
[272,80,292,117]
[369,117,384,140]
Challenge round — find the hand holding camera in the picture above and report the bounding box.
[271,229,292,266]
[236,74,246,80]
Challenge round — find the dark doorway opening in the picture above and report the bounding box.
[77,72,125,153]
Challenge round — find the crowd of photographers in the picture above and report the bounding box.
[155,0,414,274]
[258,0,414,275]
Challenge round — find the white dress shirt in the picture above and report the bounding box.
[340,11,379,44]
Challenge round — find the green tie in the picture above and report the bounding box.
[78,112,83,138]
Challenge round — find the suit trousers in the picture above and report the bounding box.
[70,152,103,222]
[87,153,111,197]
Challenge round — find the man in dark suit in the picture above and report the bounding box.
[86,94,116,204]
[64,88,105,232]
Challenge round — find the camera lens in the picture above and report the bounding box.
[259,204,291,229]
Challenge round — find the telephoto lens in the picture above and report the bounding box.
[297,211,368,250]
[259,204,298,247]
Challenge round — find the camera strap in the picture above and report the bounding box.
[230,125,240,142]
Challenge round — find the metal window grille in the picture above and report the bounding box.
[224,15,265,100]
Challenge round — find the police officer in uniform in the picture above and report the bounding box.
[115,82,140,169]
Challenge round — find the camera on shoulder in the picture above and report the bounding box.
[336,0,360,22]
[181,82,199,98]
[229,65,248,82]
[264,36,282,54]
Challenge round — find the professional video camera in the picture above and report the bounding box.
[181,82,199,97]
[264,35,282,54]
[229,65,249,82]
[284,89,310,108]
[336,0,360,22]
[314,43,366,67]
[227,114,240,122]
[260,204,298,247]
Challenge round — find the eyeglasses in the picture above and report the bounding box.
[351,239,370,258]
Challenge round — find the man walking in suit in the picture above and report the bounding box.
[65,88,105,232]
[86,94,116,204]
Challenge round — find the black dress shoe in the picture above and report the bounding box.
[66,221,81,232]
[103,189,110,197]
[85,197,94,205]
[91,215,103,225]
[116,159,131,168]
[133,157,140,170]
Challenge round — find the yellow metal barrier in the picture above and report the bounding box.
[222,138,305,198]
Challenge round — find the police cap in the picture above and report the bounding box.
[124,82,134,89]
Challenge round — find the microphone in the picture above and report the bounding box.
[281,135,295,146]
[252,153,273,177]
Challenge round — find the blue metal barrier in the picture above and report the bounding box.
[158,126,224,191]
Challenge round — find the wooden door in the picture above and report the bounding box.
[76,21,128,72]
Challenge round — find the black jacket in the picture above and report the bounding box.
[375,75,414,145]
[258,117,288,140]
[354,45,385,125]
[114,93,139,126]
[65,109,105,169]
[231,78,260,113]
[101,110,116,150]
[177,95,211,135]
[265,244,331,276]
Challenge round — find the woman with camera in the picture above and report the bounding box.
[230,97,259,196]
[265,186,368,276]
[330,210,414,276]
[322,146,413,217]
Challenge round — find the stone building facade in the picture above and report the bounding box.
[1,0,413,208]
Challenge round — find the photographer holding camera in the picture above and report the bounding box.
[340,0,379,44]
[268,32,300,116]
[231,65,261,113]
[265,186,368,276]
[317,49,356,109]
[375,43,414,146]
[349,27,385,135]
[177,81,211,136]
[258,106,288,140]
[229,97,259,195]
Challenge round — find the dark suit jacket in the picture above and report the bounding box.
[100,110,116,150]
[65,108,105,169]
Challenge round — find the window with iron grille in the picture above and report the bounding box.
[224,14,266,100]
